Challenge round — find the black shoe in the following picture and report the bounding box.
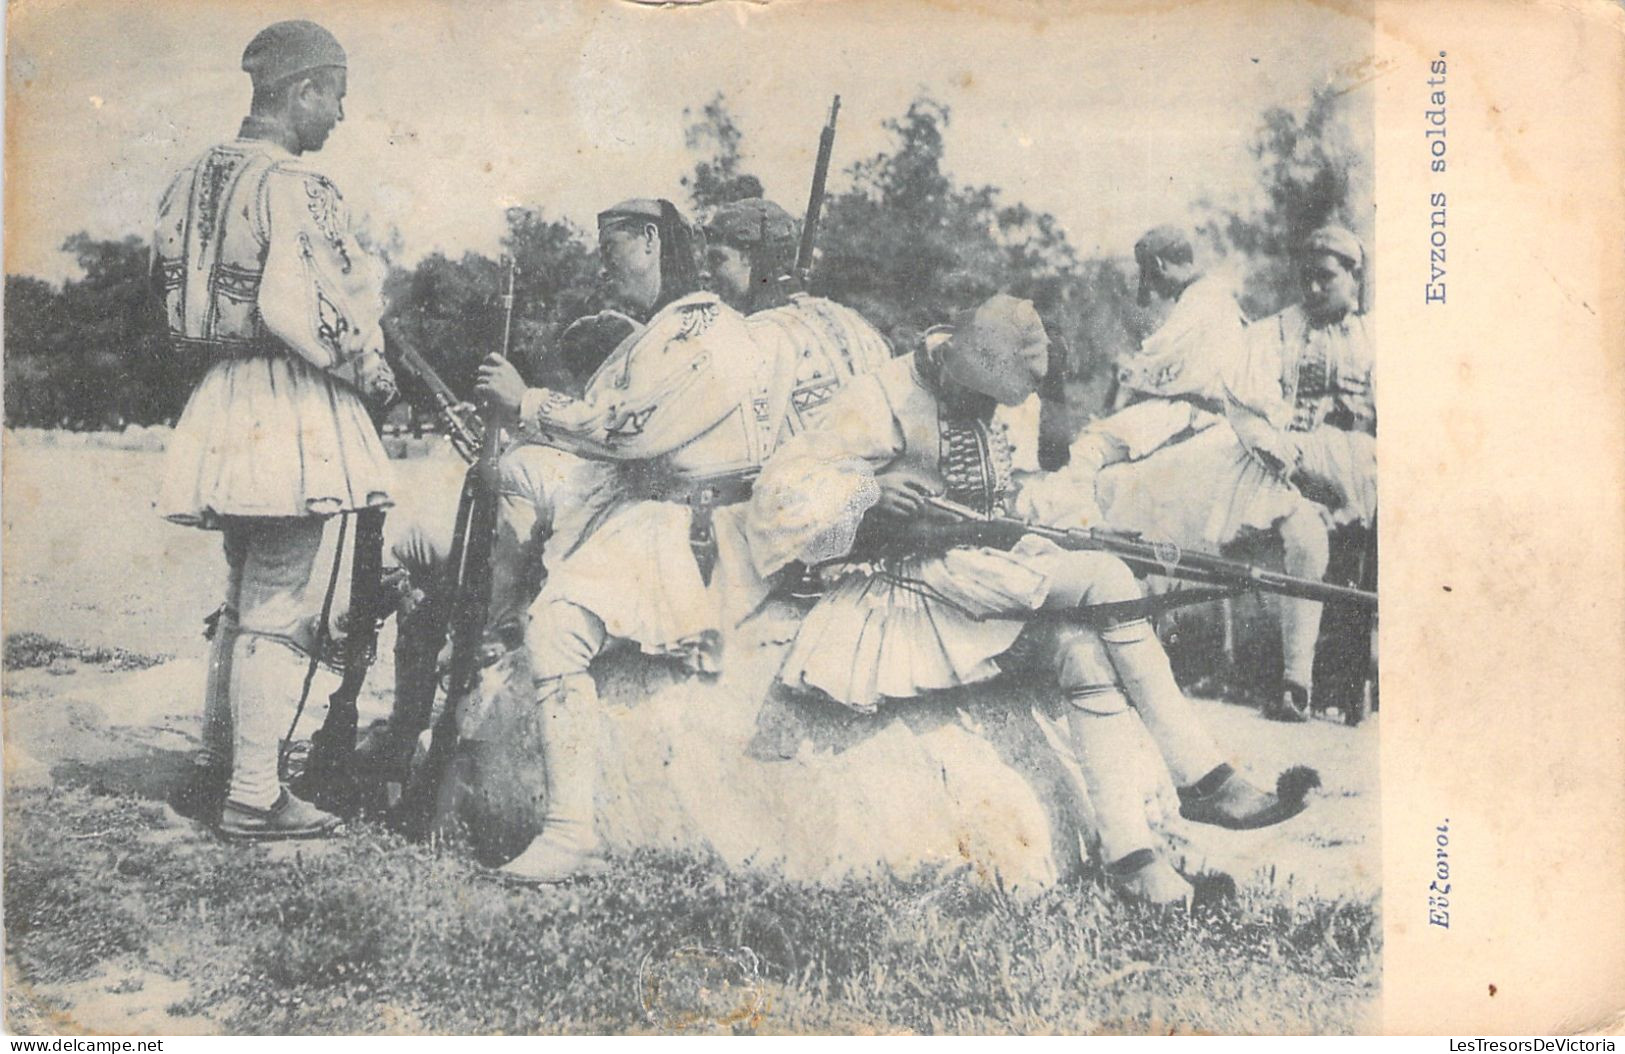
[1265,682,1312,723]
[1178,763,1313,830]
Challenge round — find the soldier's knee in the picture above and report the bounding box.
[498,448,558,516]
[1279,507,1330,568]
[1056,551,1140,606]
[527,600,606,680]
[1051,625,1126,714]
[1094,556,1142,604]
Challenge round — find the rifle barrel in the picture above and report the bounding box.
[796,95,841,283]
[923,496,1376,609]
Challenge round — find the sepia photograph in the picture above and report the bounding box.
[6,0,1536,1037]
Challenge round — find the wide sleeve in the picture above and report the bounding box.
[1117,277,1245,402]
[255,165,386,379]
[512,299,753,462]
[745,377,903,576]
[1211,309,1303,477]
[1086,398,1207,463]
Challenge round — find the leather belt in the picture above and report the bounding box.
[625,466,758,586]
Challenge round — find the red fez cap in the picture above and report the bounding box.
[242,20,347,90]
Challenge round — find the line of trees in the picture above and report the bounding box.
[3,88,1366,430]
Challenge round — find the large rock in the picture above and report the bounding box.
[430,600,1183,891]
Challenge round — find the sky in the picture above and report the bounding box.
[4,0,1374,285]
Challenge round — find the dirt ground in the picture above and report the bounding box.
[1,439,1381,1033]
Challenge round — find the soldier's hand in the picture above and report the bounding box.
[475,354,526,422]
[873,475,937,519]
[355,351,399,409]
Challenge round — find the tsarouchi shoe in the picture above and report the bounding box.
[1177,763,1317,831]
[217,788,343,841]
[1104,848,1193,908]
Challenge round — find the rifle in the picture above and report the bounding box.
[921,495,1377,617]
[792,95,841,290]
[294,506,389,813]
[383,320,483,464]
[393,258,519,838]
[290,359,397,812]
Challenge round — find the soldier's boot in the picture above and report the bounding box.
[1098,615,1311,830]
[496,673,609,885]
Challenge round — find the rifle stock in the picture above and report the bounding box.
[391,261,517,839]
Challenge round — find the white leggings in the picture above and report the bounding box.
[200,517,326,808]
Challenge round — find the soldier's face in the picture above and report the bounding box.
[599,223,663,316]
[292,69,346,153]
[706,243,753,311]
[1302,252,1359,322]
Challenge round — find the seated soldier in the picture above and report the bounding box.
[747,295,1315,906]
[472,202,900,886]
[363,198,706,777]
[703,197,894,441]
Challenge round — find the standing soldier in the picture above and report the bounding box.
[156,21,396,838]
[1226,225,1376,720]
[746,296,1314,905]
[1047,226,1334,723]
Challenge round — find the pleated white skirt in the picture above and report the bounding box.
[778,537,1057,713]
[159,353,394,527]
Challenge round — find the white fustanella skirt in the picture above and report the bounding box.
[778,536,1058,713]
[159,352,394,528]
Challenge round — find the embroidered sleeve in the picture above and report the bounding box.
[513,300,742,460]
[255,164,385,376]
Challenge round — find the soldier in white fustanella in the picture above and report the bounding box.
[154,21,397,839]
[746,295,1315,906]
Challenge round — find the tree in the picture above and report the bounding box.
[384,207,599,407]
[679,93,765,214]
[3,234,185,428]
[1202,82,1372,318]
[814,96,1112,372]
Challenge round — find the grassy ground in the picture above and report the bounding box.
[2,442,1380,1034]
[5,778,1377,1035]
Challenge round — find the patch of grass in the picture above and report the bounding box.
[4,794,152,983]
[3,784,1379,1034]
[3,632,171,672]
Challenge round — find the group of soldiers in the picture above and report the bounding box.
[154,21,1373,908]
